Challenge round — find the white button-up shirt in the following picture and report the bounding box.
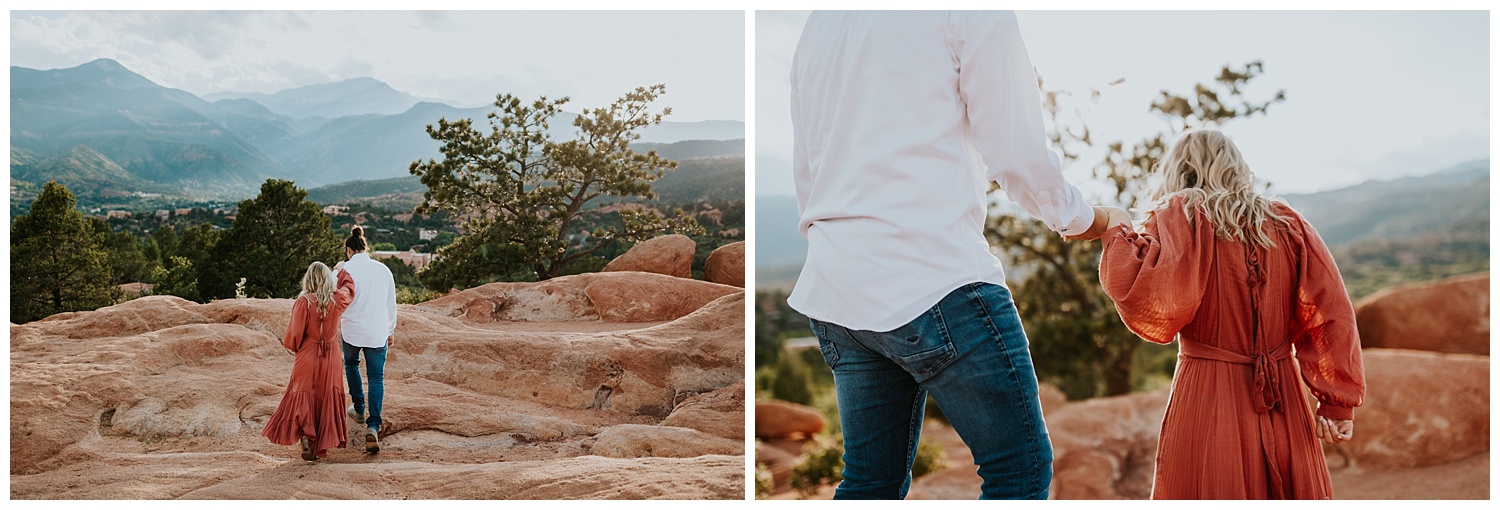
[339,252,398,348]
[787,10,1094,332]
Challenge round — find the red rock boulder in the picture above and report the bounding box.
[603,234,695,278]
[754,399,826,440]
[1355,272,1488,355]
[1337,348,1489,469]
[1048,388,1169,500]
[704,241,745,288]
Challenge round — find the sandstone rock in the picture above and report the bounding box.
[755,440,800,495]
[755,399,826,439]
[703,241,745,287]
[584,273,742,322]
[1355,272,1489,355]
[414,271,741,323]
[413,275,599,322]
[9,277,745,499]
[603,234,695,278]
[1337,348,1489,469]
[1038,382,1067,418]
[591,424,743,458]
[662,381,745,440]
[1048,388,1170,500]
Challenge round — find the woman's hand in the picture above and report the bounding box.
[334,261,346,272]
[1316,415,1354,444]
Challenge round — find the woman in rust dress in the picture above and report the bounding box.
[1097,129,1365,499]
[262,261,356,461]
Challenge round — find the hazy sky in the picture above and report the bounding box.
[756,10,1489,196]
[11,10,746,122]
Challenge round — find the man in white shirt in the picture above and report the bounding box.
[336,226,398,454]
[788,11,1112,499]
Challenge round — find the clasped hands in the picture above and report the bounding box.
[1062,206,1132,241]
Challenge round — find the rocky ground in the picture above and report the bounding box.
[759,272,1490,500]
[11,271,746,500]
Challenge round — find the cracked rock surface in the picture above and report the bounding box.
[11,273,745,499]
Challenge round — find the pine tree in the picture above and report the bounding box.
[199,179,342,300]
[410,85,701,289]
[11,181,118,322]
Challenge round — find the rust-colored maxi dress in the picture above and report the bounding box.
[1099,193,1365,499]
[261,270,355,458]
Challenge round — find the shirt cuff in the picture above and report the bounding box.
[1057,205,1096,236]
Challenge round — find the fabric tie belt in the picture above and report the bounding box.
[1180,338,1295,499]
[1180,339,1291,414]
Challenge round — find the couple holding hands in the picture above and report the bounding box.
[787,11,1363,500]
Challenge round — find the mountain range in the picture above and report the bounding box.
[10,59,745,200]
[756,159,1491,289]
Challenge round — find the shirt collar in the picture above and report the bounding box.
[350,252,370,261]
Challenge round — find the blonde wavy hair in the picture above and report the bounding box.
[299,262,336,317]
[1148,129,1291,249]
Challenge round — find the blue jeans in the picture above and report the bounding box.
[811,282,1053,499]
[342,339,386,432]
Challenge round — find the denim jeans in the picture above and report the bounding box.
[342,339,387,432]
[811,282,1053,499]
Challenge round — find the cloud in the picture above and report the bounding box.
[414,11,457,33]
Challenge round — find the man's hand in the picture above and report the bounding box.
[387,335,395,348]
[1316,416,1354,444]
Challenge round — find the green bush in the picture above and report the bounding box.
[790,434,844,498]
[754,460,775,499]
[396,285,440,305]
[769,352,815,405]
[911,436,949,479]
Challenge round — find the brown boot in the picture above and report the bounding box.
[300,436,317,461]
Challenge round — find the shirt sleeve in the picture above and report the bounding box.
[331,270,356,315]
[283,297,307,352]
[1285,206,1366,420]
[386,271,398,338]
[789,64,814,237]
[1098,195,1218,344]
[952,11,1093,236]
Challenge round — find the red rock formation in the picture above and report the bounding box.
[1337,348,1489,469]
[663,381,746,440]
[754,399,826,440]
[414,271,741,323]
[1048,389,1169,500]
[704,241,746,288]
[603,234,696,278]
[10,278,745,499]
[1355,272,1489,355]
[591,424,743,458]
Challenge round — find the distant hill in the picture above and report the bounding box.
[306,175,427,207]
[11,59,744,200]
[11,58,158,90]
[652,156,745,203]
[204,77,421,119]
[1281,159,1489,247]
[635,139,744,160]
[306,138,747,208]
[755,159,1491,291]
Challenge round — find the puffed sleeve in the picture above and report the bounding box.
[1284,205,1365,420]
[283,296,308,352]
[1099,194,1218,344]
[330,269,356,315]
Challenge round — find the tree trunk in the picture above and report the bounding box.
[1104,342,1136,396]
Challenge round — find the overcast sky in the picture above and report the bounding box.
[756,10,1489,196]
[11,10,745,122]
